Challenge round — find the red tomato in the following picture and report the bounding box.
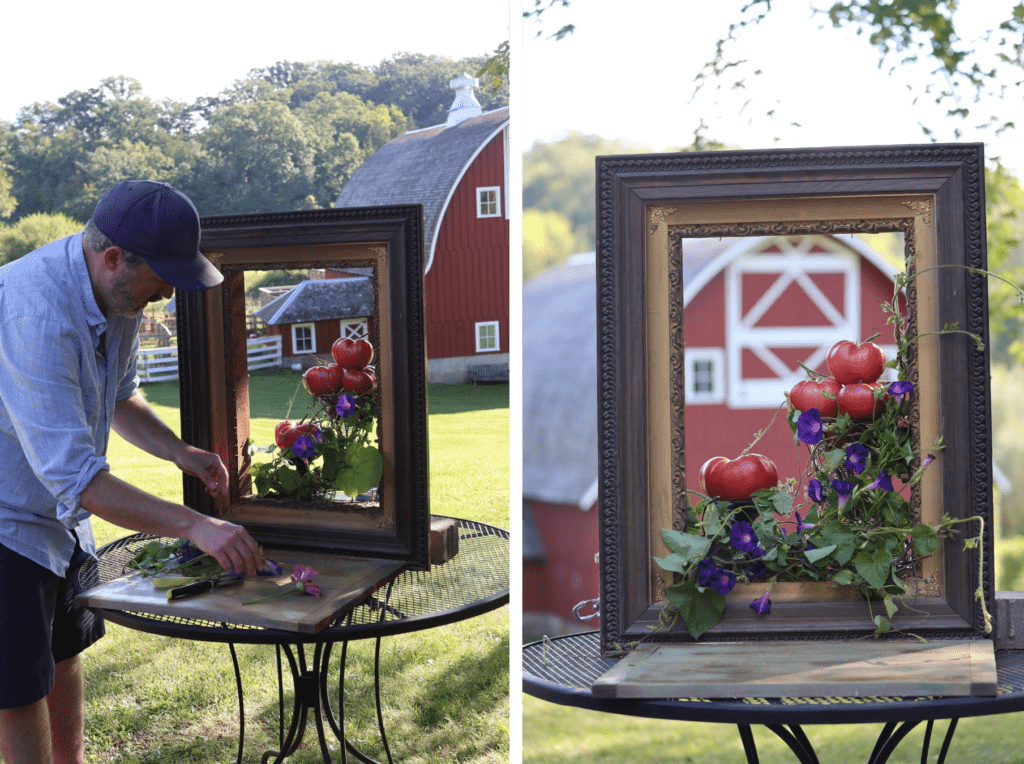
[789,378,842,417]
[699,454,779,501]
[826,340,886,385]
[302,364,342,396]
[837,382,886,419]
[275,420,300,450]
[341,368,375,395]
[332,338,373,369]
[274,421,319,451]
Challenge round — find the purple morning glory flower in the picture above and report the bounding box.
[807,478,824,503]
[750,590,772,615]
[335,393,357,418]
[795,512,815,533]
[292,435,316,459]
[832,479,854,510]
[696,557,717,587]
[710,568,737,595]
[730,520,761,555]
[745,560,770,580]
[178,539,203,563]
[887,380,914,403]
[922,454,935,468]
[845,443,870,475]
[797,408,824,445]
[866,469,894,492]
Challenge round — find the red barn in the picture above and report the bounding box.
[522,234,904,635]
[335,73,509,383]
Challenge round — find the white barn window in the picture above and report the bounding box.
[477,187,501,218]
[685,348,726,405]
[292,323,316,354]
[476,321,500,352]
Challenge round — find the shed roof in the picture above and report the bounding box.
[255,278,374,325]
[334,107,509,272]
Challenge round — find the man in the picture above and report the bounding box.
[0,180,263,764]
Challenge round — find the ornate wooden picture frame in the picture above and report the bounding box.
[596,144,993,653]
[176,206,430,570]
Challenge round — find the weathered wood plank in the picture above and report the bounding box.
[591,640,996,699]
[76,549,403,634]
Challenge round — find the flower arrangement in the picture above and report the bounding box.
[247,338,383,503]
[655,264,998,640]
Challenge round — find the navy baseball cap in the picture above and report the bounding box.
[92,180,223,291]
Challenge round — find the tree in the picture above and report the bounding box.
[523,208,586,281]
[0,212,81,264]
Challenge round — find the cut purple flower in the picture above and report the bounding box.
[922,454,935,468]
[866,469,894,492]
[845,443,870,475]
[242,564,322,605]
[178,539,203,563]
[710,568,737,595]
[887,380,914,403]
[730,520,761,555]
[832,479,854,510]
[292,435,316,459]
[796,408,824,445]
[335,393,357,418]
[750,590,772,615]
[256,558,282,577]
[807,478,824,503]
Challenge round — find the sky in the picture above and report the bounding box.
[520,0,1024,176]
[1,0,510,123]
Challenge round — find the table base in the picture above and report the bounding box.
[230,581,398,764]
[736,718,958,764]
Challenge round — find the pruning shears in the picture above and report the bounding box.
[166,572,246,601]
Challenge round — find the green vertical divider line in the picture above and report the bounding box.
[507,1,524,761]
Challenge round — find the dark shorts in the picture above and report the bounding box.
[0,537,105,709]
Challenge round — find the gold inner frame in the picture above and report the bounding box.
[644,194,943,608]
[198,242,396,532]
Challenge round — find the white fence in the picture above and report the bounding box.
[136,335,283,383]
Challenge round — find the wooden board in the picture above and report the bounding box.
[76,549,404,634]
[591,640,997,699]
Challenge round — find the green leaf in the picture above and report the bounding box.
[873,615,892,635]
[275,466,300,494]
[911,523,940,556]
[821,521,857,565]
[772,490,794,516]
[804,544,837,564]
[660,529,713,564]
[884,595,899,619]
[335,445,384,497]
[831,569,857,586]
[701,503,724,538]
[855,549,892,591]
[666,580,726,640]
[653,554,688,574]
[824,448,847,471]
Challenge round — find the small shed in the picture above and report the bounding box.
[255,277,375,366]
[336,74,509,383]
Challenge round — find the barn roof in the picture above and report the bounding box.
[522,234,902,508]
[334,106,509,273]
[523,260,599,507]
[255,278,373,325]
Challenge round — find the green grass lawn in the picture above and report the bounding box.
[74,372,509,764]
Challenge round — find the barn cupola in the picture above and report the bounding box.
[446,72,483,127]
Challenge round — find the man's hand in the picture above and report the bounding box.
[186,515,263,575]
[174,445,230,498]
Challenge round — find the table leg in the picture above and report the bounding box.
[227,642,245,764]
[738,724,760,764]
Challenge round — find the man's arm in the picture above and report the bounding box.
[112,392,229,498]
[80,470,262,574]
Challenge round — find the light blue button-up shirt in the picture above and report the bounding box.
[0,234,141,576]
